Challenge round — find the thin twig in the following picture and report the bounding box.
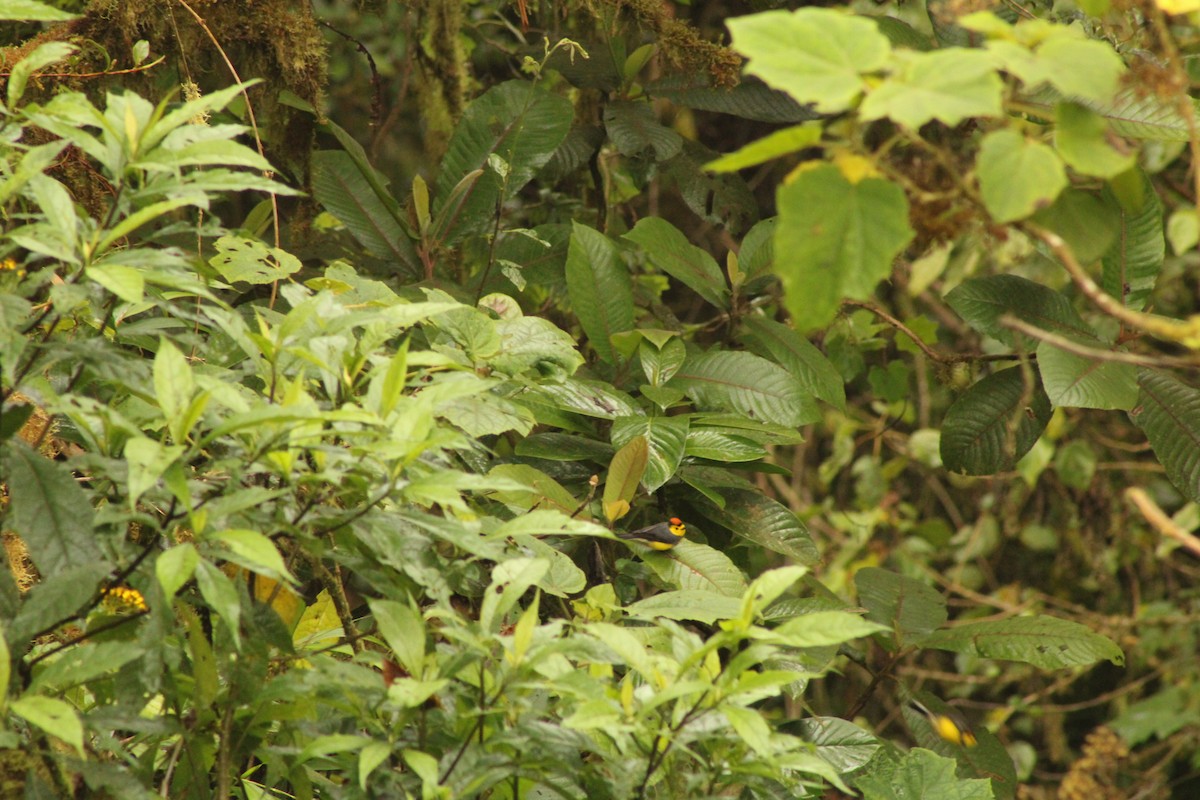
[999,315,1200,368]
[1126,487,1200,558]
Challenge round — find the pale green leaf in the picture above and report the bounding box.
[860,49,1003,129]
[977,130,1066,222]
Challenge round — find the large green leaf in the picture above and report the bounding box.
[855,568,947,648]
[1055,103,1137,179]
[623,217,730,310]
[945,274,1094,348]
[434,80,572,244]
[312,150,419,277]
[1101,170,1163,312]
[1031,188,1121,264]
[1021,85,1200,142]
[671,350,816,427]
[728,9,891,114]
[860,49,1003,129]
[1131,370,1200,504]
[739,316,845,410]
[641,540,747,596]
[2,0,78,20]
[775,165,913,332]
[625,590,743,624]
[919,616,1124,668]
[854,749,994,800]
[565,223,634,365]
[695,488,819,564]
[977,130,1066,222]
[940,366,1052,475]
[1037,342,1138,410]
[644,75,818,123]
[603,100,682,161]
[603,435,648,522]
[4,441,101,575]
[611,415,689,493]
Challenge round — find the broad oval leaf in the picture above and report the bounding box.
[919,615,1124,668]
[945,274,1095,347]
[940,366,1052,475]
[854,567,947,647]
[671,350,816,427]
[977,130,1066,223]
[1131,369,1200,503]
[775,165,913,332]
[1037,341,1138,410]
[625,590,743,624]
[612,415,689,492]
[740,316,845,410]
[4,441,101,574]
[603,436,649,522]
[623,217,730,310]
[860,48,1003,129]
[565,223,634,365]
[696,488,819,565]
[641,540,748,596]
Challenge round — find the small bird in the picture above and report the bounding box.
[909,698,977,748]
[616,517,687,551]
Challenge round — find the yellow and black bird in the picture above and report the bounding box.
[909,698,977,748]
[617,517,687,551]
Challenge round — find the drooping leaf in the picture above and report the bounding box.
[919,616,1124,668]
[854,748,994,800]
[603,100,682,161]
[565,223,634,365]
[312,150,419,277]
[945,274,1095,347]
[611,415,689,493]
[728,9,891,114]
[1131,370,1200,503]
[671,350,817,427]
[739,316,845,410]
[977,130,1067,222]
[705,123,822,173]
[625,590,743,624]
[775,165,913,332]
[603,436,648,522]
[1101,170,1163,311]
[623,217,730,310]
[645,74,818,123]
[1037,341,1138,410]
[940,366,1052,475]
[696,488,818,564]
[434,80,573,244]
[4,441,101,575]
[1055,102,1138,179]
[854,568,947,648]
[641,540,748,596]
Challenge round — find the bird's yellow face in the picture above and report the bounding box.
[644,518,686,550]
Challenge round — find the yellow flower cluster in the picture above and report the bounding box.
[102,586,148,614]
[0,258,25,278]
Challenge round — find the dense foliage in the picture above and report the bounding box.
[2,0,1199,798]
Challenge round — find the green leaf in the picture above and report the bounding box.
[10,696,85,756]
[977,130,1067,222]
[728,9,891,114]
[156,543,199,604]
[1101,170,1163,311]
[195,560,242,647]
[1031,188,1121,264]
[565,223,634,365]
[1131,370,1200,504]
[1037,341,1138,410]
[791,717,881,773]
[85,263,145,304]
[514,433,614,463]
[369,599,425,676]
[623,217,730,310]
[1,0,78,21]
[740,316,845,410]
[940,366,1052,475]
[1167,207,1200,256]
[603,435,649,522]
[435,80,572,244]
[775,165,913,332]
[6,42,76,108]
[641,540,747,596]
[4,441,101,574]
[860,49,1003,129]
[919,615,1124,668]
[153,337,194,434]
[855,568,947,647]
[671,350,815,427]
[208,529,295,584]
[29,641,143,694]
[639,336,686,387]
[208,235,301,285]
[1037,36,1125,104]
[311,150,419,277]
[1055,103,1137,178]
[945,274,1095,347]
[704,123,822,173]
[625,590,743,624]
[612,415,689,493]
[125,436,186,509]
[854,748,994,800]
[644,74,817,123]
[696,488,819,564]
[603,100,682,161]
[765,611,889,647]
